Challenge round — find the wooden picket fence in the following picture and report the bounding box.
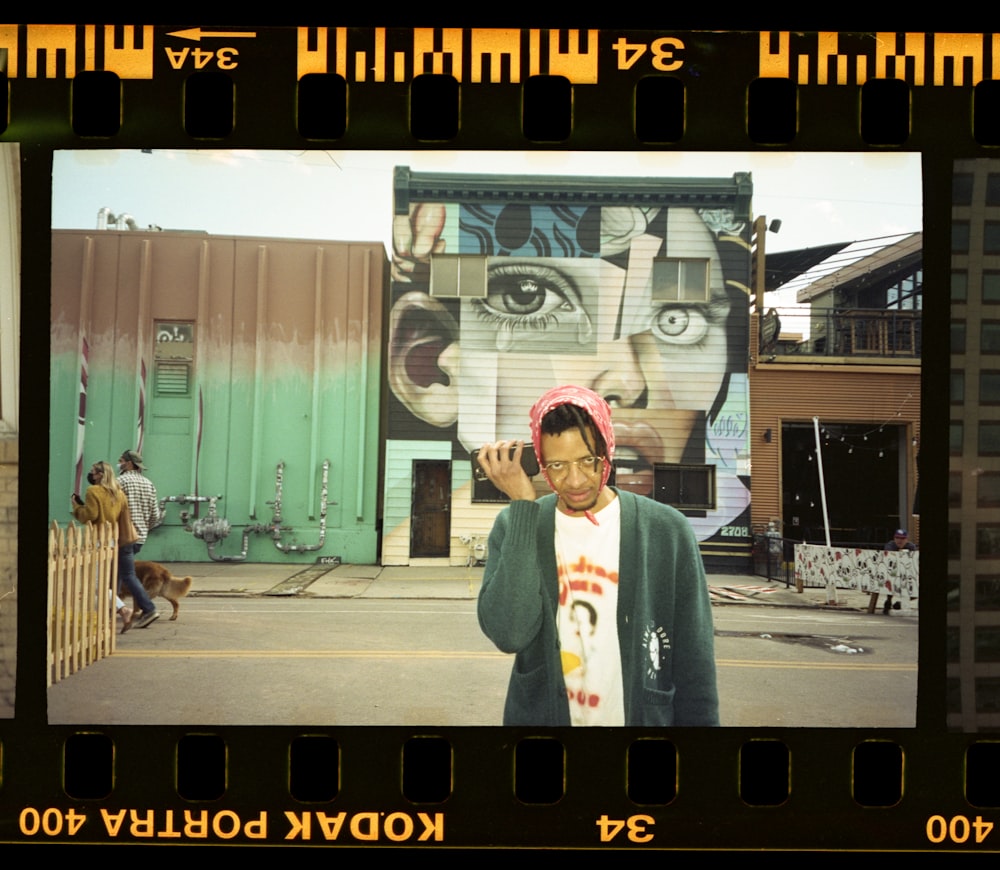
[47,520,119,687]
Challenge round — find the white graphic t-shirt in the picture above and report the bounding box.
[554,496,623,726]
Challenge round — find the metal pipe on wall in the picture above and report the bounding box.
[191,239,212,512]
[356,248,370,521]
[249,244,268,519]
[308,246,323,517]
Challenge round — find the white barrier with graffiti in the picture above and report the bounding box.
[795,544,919,601]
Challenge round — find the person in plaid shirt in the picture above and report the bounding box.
[117,449,163,555]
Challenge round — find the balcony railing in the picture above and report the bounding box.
[758,307,921,360]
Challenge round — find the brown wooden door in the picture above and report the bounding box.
[410,460,451,557]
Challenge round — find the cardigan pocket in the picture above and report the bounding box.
[637,685,676,727]
[504,660,560,726]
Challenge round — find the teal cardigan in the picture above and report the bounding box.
[478,489,720,726]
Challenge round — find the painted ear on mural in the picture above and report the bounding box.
[388,291,460,428]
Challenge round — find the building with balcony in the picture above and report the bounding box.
[749,230,921,552]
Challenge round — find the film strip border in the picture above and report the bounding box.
[5,729,1000,848]
[0,24,987,851]
[0,28,996,146]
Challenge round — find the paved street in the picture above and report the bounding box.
[49,598,510,725]
[46,563,917,727]
[715,606,916,727]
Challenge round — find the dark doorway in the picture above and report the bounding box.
[781,422,905,546]
[410,460,451,558]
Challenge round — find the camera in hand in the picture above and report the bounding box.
[471,443,540,482]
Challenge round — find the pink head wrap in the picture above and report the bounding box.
[529,385,615,522]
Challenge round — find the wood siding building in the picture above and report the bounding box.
[749,347,920,546]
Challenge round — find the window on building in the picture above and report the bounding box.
[948,625,960,662]
[472,475,512,504]
[988,173,1000,206]
[430,255,487,297]
[986,221,1000,255]
[952,370,965,404]
[950,524,962,559]
[953,221,970,253]
[977,524,1000,558]
[982,371,1000,403]
[947,574,960,611]
[980,473,1000,507]
[976,575,1000,609]
[985,272,1000,303]
[952,321,966,354]
[883,267,922,311]
[947,677,961,714]
[983,322,1000,353]
[953,172,974,205]
[651,258,711,303]
[950,471,962,507]
[952,270,968,302]
[980,422,1000,455]
[951,421,964,454]
[653,463,716,510]
[976,626,1000,661]
[976,678,1000,712]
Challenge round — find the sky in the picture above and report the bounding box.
[51,149,922,306]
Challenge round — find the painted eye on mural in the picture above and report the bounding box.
[472,263,593,351]
[485,263,580,317]
[650,305,711,345]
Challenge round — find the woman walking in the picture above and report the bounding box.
[72,460,160,632]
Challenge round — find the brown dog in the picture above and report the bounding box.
[133,560,193,621]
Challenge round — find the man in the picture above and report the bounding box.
[476,384,719,727]
[886,529,916,552]
[117,449,163,556]
[117,449,164,630]
[881,529,917,615]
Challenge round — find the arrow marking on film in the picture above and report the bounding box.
[167,28,257,42]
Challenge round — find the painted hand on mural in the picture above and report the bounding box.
[391,202,447,284]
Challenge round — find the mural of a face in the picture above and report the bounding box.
[482,245,732,490]
[389,198,748,520]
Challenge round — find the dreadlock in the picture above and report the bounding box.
[539,403,606,458]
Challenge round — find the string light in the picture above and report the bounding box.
[808,404,918,459]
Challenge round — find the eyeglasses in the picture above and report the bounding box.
[543,456,604,479]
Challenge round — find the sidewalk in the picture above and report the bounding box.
[157,561,909,614]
